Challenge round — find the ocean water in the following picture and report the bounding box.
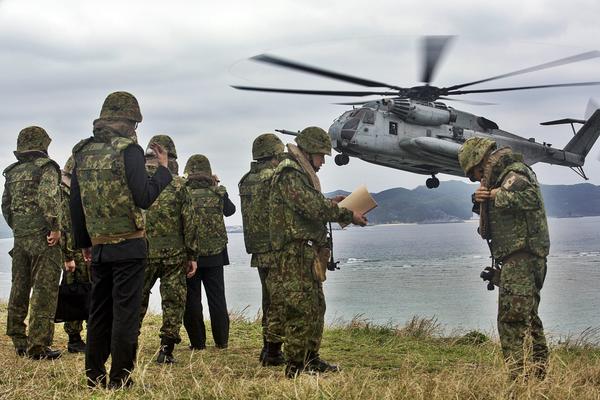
[0,217,598,337]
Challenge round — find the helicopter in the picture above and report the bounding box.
[232,36,600,188]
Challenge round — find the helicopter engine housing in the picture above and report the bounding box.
[389,99,456,126]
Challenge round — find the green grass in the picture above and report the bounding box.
[1,303,600,399]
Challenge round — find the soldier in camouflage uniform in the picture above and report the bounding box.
[184,154,236,349]
[139,134,198,364]
[239,133,286,366]
[268,127,367,378]
[2,126,63,359]
[70,92,172,388]
[458,137,550,379]
[59,156,90,353]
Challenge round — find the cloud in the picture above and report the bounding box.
[0,0,599,224]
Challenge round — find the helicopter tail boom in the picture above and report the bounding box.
[563,109,600,158]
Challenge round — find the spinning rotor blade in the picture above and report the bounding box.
[438,97,496,105]
[250,54,404,90]
[231,85,397,97]
[446,81,600,95]
[445,51,600,91]
[421,36,454,84]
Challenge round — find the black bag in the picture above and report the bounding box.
[54,282,91,323]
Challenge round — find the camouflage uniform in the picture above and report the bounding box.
[59,158,90,349]
[459,137,550,378]
[268,127,354,376]
[2,126,63,357]
[184,154,233,349]
[239,133,285,364]
[139,135,197,359]
[72,91,173,387]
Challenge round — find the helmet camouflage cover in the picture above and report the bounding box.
[184,154,212,176]
[252,133,284,160]
[16,126,51,153]
[458,137,497,175]
[146,134,177,159]
[295,126,332,156]
[99,91,143,122]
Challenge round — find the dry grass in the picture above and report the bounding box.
[1,303,600,399]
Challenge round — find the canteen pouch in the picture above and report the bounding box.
[312,246,330,282]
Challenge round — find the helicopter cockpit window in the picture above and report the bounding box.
[348,108,375,124]
[389,121,398,135]
[362,109,375,124]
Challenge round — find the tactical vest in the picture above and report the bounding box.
[269,157,328,251]
[146,176,186,258]
[488,162,550,260]
[188,182,228,257]
[73,136,145,244]
[239,161,275,254]
[3,157,60,237]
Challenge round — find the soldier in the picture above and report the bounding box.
[184,154,236,350]
[268,127,367,378]
[139,134,198,364]
[70,92,172,388]
[239,133,286,366]
[60,156,89,353]
[458,137,550,379]
[2,126,63,359]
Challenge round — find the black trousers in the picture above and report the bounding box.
[183,266,229,348]
[85,259,145,385]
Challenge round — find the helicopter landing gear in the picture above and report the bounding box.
[425,175,440,189]
[335,153,350,166]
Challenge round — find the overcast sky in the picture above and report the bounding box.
[1,0,599,224]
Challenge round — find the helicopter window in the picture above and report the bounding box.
[362,109,375,124]
[389,121,398,135]
[348,108,375,124]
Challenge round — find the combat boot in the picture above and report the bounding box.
[285,361,305,378]
[28,347,62,360]
[261,342,285,366]
[305,352,340,374]
[67,334,86,353]
[157,340,175,364]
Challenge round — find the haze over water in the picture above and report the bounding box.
[0,217,598,337]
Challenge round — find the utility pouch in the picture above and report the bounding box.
[312,246,330,282]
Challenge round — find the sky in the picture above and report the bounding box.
[1,0,599,225]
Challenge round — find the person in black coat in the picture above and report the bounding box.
[183,154,235,349]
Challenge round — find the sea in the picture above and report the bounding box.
[0,216,598,338]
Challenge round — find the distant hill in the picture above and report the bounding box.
[0,182,596,237]
[329,181,600,224]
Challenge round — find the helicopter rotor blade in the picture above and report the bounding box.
[438,97,496,105]
[421,35,454,84]
[446,81,600,95]
[250,54,405,90]
[231,85,398,97]
[445,51,600,91]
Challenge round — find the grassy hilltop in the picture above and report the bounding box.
[1,304,600,399]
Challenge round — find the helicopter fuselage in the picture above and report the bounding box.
[328,99,585,178]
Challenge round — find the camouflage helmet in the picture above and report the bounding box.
[295,126,331,156]
[252,133,284,160]
[99,91,143,122]
[16,126,51,153]
[184,154,212,176]
[146,134,177,159]
[458,137,497,175]
[63,155,75,175]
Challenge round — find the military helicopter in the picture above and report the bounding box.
[232,36,600,188]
